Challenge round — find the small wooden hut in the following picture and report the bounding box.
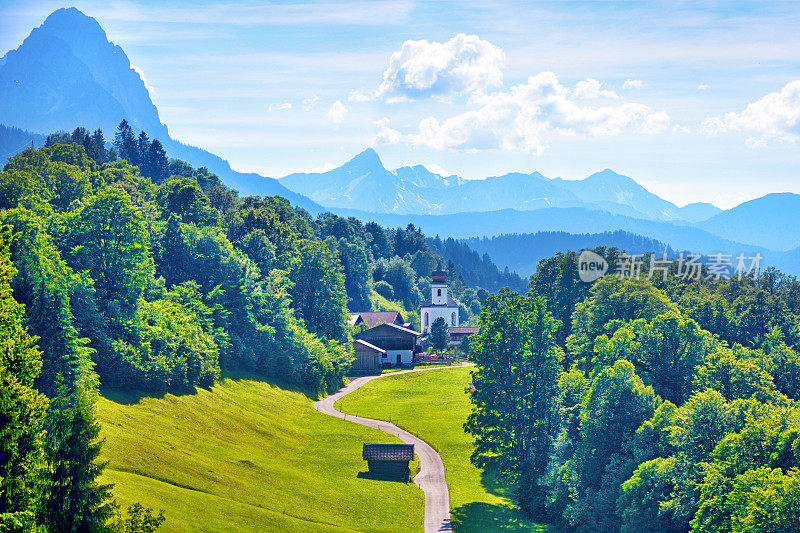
[362,443,414,480]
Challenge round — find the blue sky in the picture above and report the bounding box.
[2,1,800,208]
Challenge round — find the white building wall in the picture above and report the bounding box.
[386,349,413,365]
[431,282,448,305]
[421,305,459,334]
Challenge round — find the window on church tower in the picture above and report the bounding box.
[437,289,442,297]
[451,312,456,325]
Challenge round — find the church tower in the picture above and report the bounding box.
[420,263,459,334]
[431,264,448,305]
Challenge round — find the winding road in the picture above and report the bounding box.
[314,367,460,533]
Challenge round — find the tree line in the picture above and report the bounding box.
[467,249,800,532]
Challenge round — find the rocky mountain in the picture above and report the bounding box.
[0,8,322,213]
[280,152,720,223]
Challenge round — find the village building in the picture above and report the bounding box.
[362,443,414,480]
[447,326,479,349]
[420,264,459,334]
[347,311,407,332]
[352,339,386,371]
[352,322,420,368]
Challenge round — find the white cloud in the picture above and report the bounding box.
[303,96,320,110]
[698,84,710,90]
[328,101,348,124]
[702,80,800,145]
[376,33,504,102]
[573,78,618,99]
[132,65,155,95]
[424,163,452,176]
[407,72,669,154]
[309,162,337,173]
[268,102,292,112]
[623,79,643,90]
[374,117,402,144]
[349,90,373,102]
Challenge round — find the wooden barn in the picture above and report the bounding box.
[362,443,414,481]
[352,339,386,371]
[354,322,420,367]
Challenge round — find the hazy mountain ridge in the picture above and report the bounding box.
[280,149,722,222]
[0,124,46,163]
[464,231,677,277]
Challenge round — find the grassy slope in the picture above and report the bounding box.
[97,377,423,532]
[336,367,550,532]
[370,289,421,330]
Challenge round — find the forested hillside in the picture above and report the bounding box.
[0,121,519,530]
[464,230,675,276]
[467,249,800,532]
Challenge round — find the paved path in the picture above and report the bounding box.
[315,366,467,533]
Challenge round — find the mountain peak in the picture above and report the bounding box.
[0,7,167,138]
[345,148,384,170]
[40,7,107,41]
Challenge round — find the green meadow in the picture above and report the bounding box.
[336,367,551,532]
[96,377,423,532]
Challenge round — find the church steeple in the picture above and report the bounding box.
[420,262,459,333]
[431,261,447,283]
[431,263,448,305]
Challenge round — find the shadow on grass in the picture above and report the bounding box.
[99,386,170,405]
[99,369,326,405]
[478,464,515,500]
[356,471,411,483]
[451,502,553,533]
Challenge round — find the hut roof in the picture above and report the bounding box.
[354,339,386,354]
[362,443,415,462]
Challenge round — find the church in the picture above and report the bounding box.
[420,264,459,334]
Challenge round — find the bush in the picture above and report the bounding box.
[374,280,394,300]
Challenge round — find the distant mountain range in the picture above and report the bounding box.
[281,149,800,252]
[3,8,800,274]
[280,148,722,223]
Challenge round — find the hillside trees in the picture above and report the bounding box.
[465,288,562,514]
[0,226,48,528]
[465,247,800,531]
[290,239,348,342]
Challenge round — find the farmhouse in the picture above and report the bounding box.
[353,322,420,368]
[362,443,414,480]
[420,264,459,334]
[348,311,407,332]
